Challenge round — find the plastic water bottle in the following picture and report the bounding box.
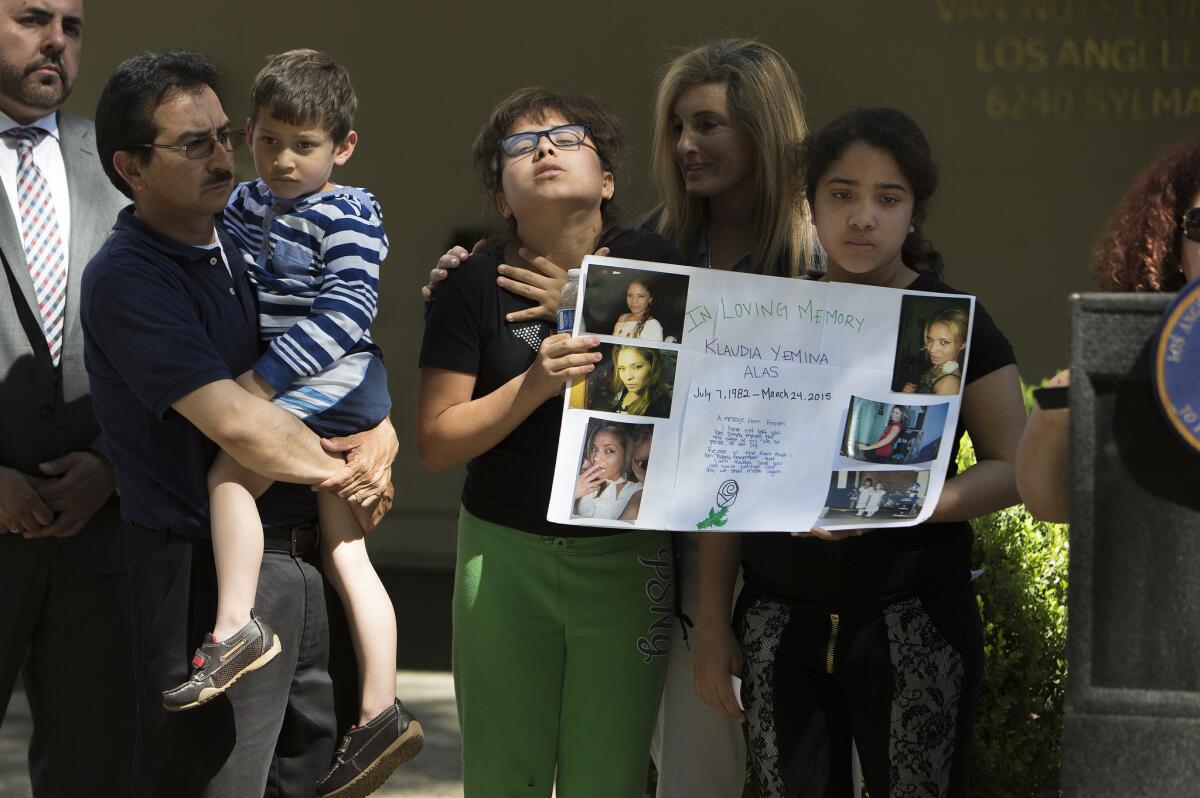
[558,269,581,334]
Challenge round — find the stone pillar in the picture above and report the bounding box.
[1063,293,1200,797]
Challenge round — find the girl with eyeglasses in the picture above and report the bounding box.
[1017,137,1200,523]
[416,88,682,798]
[422,40,820,798]
[695,108,1026,798]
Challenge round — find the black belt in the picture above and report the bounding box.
[132,520,320,558]
[262,521,320,557]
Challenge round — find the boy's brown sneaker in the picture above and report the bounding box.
[316,699,424,797]
[161,611,281,712]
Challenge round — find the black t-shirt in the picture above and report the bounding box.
[82,207,314,533]
[419,228,683,537]
[740,272,1017,608]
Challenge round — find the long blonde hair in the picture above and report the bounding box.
[650,39,818,278]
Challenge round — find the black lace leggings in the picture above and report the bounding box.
[734,580,982,798]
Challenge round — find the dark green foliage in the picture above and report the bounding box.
[962,381,1068,797]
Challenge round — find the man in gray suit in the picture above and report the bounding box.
[0,0,134,793]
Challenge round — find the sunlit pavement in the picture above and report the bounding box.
[0,671,464,798]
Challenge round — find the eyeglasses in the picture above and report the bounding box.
[133,129,244,160]
[498,123,591,158]
[1183,207,1200,243]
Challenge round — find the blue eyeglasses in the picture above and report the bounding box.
[497,123,591,158]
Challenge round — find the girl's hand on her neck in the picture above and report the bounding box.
[499,246,612,324]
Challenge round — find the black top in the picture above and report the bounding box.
[740,272,1017,608]
[81,207,313,533]
[419,228,683,537]
[612,388,673,419]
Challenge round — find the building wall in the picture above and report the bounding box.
[71,0,1200,565]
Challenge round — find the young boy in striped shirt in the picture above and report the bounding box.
[161,49,422,796]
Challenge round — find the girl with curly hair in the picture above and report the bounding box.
[1092,137,1200,292]
[1018,137,1200,523]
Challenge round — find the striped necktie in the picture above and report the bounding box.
[3,126,67,366]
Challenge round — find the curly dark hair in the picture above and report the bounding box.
[804,107,944,276]
[472,87,623,242]
[1091,138,1200,293]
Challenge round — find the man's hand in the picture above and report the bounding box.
[315,416,398,504]
[422,240,487,301]
[348,481,394,533]
[0,466,54,534]
[23,452,116,539]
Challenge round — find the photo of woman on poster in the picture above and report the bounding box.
[853,477,884,517]
[612,278,664,341]
[573,421,647,521]
[568,344,677,418]
[610,345,673,418]
[857,406,907,462]
[817,470,931,525]
[579,265,691,342]
[896,304,970,395]
[839,396,949,466]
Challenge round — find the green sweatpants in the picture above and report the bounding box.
[453,507,674,798]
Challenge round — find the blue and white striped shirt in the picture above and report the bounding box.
[222,180,388,394]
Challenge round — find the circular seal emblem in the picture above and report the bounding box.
[716,479,739,508]
[1153,275,1200,455]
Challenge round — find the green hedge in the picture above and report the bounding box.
[961,381,1068,798]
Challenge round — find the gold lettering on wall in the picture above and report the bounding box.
[937,0,1200,121]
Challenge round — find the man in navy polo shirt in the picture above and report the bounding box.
[80,51,395,797]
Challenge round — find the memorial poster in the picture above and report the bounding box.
[547,256,977,532]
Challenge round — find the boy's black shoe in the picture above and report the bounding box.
[316,699,425,797]
[161,611,281,712]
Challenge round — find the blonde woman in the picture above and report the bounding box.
[646,38,820,277]
[642,40,820,798]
